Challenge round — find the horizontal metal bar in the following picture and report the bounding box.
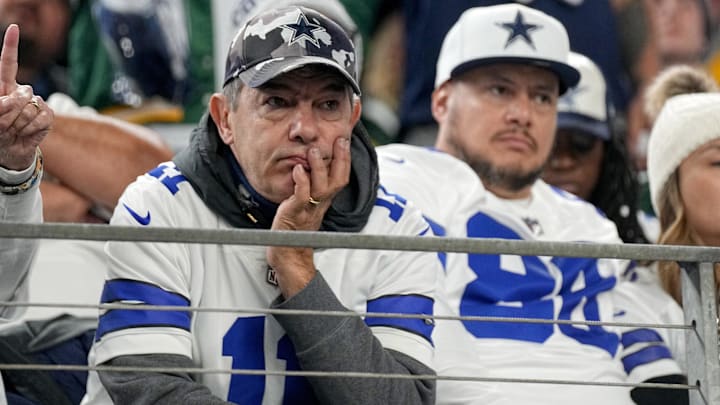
[0,363,699,391]
[0,300,694,330]
[2,222,720,262]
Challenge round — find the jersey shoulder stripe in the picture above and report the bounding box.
[622,345,673,374]
[621,328,665,348]
[96,279,192,340]
[365,294,434,344]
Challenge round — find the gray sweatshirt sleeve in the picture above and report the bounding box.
[98,353,231,405]
[0,161,42,321]
[271,273,436,405]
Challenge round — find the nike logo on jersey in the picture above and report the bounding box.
[123,203,151,226]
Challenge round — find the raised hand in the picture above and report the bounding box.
[272,137,351,231]
[0,24,52,171]
[266,136,352,298]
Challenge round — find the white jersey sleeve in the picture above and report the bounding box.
[613,265,685,382]
[355,185,439,366]
[91,163,199,364]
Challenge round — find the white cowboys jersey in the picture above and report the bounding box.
[377,144,681,405]
[82,161,440,404]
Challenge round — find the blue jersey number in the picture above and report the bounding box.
[223,316,316,404]
[460,212,618,355]
[148,163,187,195]
[375,185,408,222]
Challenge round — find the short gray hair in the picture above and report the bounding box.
[222,79,244,111]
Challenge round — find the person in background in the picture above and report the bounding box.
[636,63,718,221]
[0,0,175,223]
[0,0,74,99]
[652,0,713,67]
[645,66,720,306]
[82,6,440,404]
[378,4,686,404]
[631,0,714,210]
[541,51,688,393]
[542,51,653,243]
[359,1,405,144]
[643,64,719,123]
[397,0,651,148]
[67,0,211,123]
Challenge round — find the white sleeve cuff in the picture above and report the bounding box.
[0,151,37,185]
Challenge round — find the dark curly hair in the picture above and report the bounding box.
[589,122,649,244]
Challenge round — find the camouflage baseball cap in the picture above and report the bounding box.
[223,6,360,94]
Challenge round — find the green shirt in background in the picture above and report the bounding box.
[67,0,380,125]
[67,0,214,123]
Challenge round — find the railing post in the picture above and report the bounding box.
[681,261,719,405]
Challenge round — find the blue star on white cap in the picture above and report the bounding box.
[281,11,325,48]
[497,11,542,50]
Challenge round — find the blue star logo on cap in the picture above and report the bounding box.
[497,11,542,50]
[281,11,325,48]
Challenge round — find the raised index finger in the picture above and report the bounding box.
[0,24,19,95]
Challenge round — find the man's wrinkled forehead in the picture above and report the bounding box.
[257,64,353,93]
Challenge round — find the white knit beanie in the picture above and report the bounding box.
[647,93,720,214]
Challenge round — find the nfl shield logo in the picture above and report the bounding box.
[266,265,278,286]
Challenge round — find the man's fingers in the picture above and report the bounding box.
[0,24,19,94]
[11,96,44,135]
[308,147,328,193]
[0,85,34,132]
[327,137,351,190]
[292,163,311,203]
[20,96,51,141]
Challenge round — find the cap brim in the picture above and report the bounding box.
[557,112,610,140]
[237,56,361,95]
[451,56,581,95]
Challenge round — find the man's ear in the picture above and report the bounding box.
[431,82,451,125]
[209,93,233,145]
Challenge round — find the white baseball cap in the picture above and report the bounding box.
[557,52,610,140]
[435,4,580,93]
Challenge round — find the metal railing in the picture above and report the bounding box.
[1,222,718,404]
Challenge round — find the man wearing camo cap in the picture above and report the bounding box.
[81,6,441,404]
